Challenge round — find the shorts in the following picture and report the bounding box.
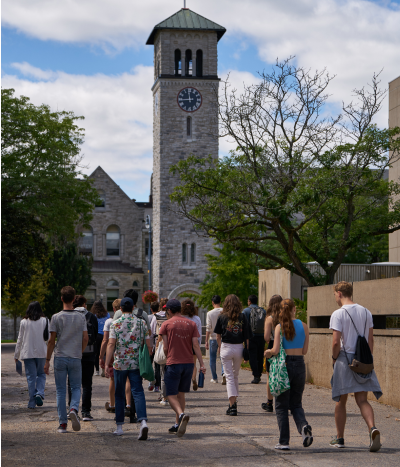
[164,363,194,396]
[265,340,274,373]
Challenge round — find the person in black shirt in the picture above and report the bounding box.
[214,294,250,416]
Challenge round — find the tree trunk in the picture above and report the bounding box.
[13,315,17,342]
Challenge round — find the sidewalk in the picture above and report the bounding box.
[2,350,399,467]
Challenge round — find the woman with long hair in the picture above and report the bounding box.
[264,299,312,450]
[91,300,109,376]
[214,294,250,416]
[262,294,283,413]
[14,301,48,408]
[181,299,202,391]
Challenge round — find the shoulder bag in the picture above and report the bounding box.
[268,330,290,397]
[154,339,167,365]
[138,319,155,381]
[43,318,49,342]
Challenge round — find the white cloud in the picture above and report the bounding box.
[2,65,154,200]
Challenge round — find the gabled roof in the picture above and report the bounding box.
[146,8,226,45]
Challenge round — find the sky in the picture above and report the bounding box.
[2,0,400,200]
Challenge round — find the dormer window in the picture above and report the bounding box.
[185,50,192,76]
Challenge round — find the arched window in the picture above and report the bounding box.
[182,243,187,264]
[190,243,196,264]
[187,117,192,138]
[196,50,203,77]
[174,49,182,76]
[91,280,96,286]
[95,189,106,208]
[79,227,93,256]
[107,279,119,287]
[132,280,140,287]
[106,225,120,256]
[185,49,192,76]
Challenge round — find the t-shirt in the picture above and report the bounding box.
[329,304,374,354]
[103,317,114,333]
[159,315,200,365]
[184,315,202,346]
[206,307,223,340]
[214,313,251,345]
[97,313,110,334]
[113,307,151,332]
[110,313,150,371]
[49,310,87,359]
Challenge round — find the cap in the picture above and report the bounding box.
[120,297,134,312]
[166,299,181,313]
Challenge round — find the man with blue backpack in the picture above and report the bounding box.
[243,295,266,384]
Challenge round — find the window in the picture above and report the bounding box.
[185,49,192,76]
[187,117,192,138]
[145,238,153,257]
[190,243,196,264]
[95,189,106,208]
[107,279,119,287]
[91,280,96,286]
[182,243,187,263]
[132,280,140,287]
[196,50,203,77]
[79,227,93,255]
[106,289,119,313]
[85,289,96,311]
[106,225,120,256]
[174,49,182,76]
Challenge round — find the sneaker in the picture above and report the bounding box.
[302,425,313,447]
[192,379,198,391]
[227,402,237,416]
[330,436,345,448]
[262,402,273,413]
[160,399,169,406]
[69,409,81,432]
[35,394,44,407]
[176,413,190,438]
[105,402,115,413]
[222,374,226,385]
[113,427,123,436]
[275,443,290,450]
[94,370,100,376]
[148,382,154,392]
[168,424,178,434]
[153,386,160,393]
[67,412,71,420]
[82,413,94,422]
[210,379,218,384]
[251,377,261,384]
[369,427,381,452]
[57,423,67,433]
[138,422,148,441]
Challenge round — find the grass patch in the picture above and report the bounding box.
[1,340,16,343]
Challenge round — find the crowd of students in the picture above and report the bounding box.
[13,281,382,451]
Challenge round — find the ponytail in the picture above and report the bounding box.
[279,299,295,341]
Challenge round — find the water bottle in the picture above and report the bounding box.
[198,371,205,388]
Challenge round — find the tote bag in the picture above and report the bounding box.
[268,331,290,397]
[154,340,167,365]
[138,320,155,382]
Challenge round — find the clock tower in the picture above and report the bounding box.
[146,8,226,301]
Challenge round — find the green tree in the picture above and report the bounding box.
[170,61,400,286]
[1,88,99,294]
[43,242,92,317]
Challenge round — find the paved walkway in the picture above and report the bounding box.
[2,346,400,467]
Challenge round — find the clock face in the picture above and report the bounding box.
[177,87,202,112]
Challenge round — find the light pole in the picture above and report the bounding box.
[145,215,152,290]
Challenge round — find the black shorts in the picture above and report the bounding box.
[265,340,274,372]
[164,363,194,396]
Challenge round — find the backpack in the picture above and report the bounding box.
[343,308,374,375]
[250,306,266,334]
[155,315,167,335]
[83,312,96,354]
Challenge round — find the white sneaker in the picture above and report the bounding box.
[113,427,124,436]
[69,409,81,432]
[210,379,218,383]
[94,370,100,376]
[138,421,148,440]
[275,443,290,450]
[302,424,313,447]
[160,399,169,406]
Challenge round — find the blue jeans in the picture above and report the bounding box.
[209,339,224,381]
[24,358,46,408]
[114,369,147,425]
[54,357,82,425]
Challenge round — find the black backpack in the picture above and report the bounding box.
[250,306,266,334]
[85,312,96,346]
[343,308,374,375]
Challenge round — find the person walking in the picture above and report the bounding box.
[155,299,168,405]
[14,302,48,409]
[243,295,266,384]
[159,299,206,437]
[205,295,225,384]
[214,294,250,416]
[181,299,202,391]
[261,294,282,413]
[91,300,109,376]
[67,295,98,422]
[44,286,88,434]
[264,299,313,450]
[149,301,161,393]
[329,281,382,452]
[105,297,151,440]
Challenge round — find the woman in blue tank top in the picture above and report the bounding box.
[264,299,313,450]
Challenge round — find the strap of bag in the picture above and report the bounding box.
[343,308,361,336]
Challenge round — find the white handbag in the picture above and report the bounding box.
[154,341,167,365]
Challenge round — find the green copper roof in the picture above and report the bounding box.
[146,8,226,45]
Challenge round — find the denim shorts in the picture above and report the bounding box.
[164,363,194,396]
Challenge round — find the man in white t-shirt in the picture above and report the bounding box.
[205,295,224,384]
[329,281,381,452]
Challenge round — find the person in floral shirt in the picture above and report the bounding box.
[105,297,152,440]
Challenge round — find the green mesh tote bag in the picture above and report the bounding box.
[138,320,155,382]
[268,331,290,397]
